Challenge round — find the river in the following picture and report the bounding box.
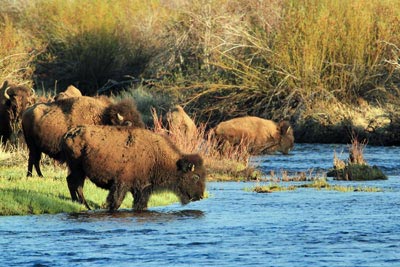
[1,143,399,266]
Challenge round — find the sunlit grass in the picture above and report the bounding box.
[249,178,383,193]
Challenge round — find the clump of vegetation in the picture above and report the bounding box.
[251,178,384,193]
[251,183,297,193]
[263,169,322,182]
[327,137,387,180]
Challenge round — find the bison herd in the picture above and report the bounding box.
[0,80,295,211]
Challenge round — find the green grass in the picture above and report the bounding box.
[250,178,383,193]
[0,151,182,215]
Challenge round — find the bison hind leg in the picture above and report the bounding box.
[106,182,129,212]
[27,150,43,177]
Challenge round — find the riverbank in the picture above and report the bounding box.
[293,101,400,146]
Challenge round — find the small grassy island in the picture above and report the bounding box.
[327,138,387,181]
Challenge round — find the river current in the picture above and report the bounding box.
[1,143,399,266]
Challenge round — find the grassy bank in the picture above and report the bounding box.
[0,148,180,216]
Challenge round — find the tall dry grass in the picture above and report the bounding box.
[0,7,37,85]
[176,0,400,120]
[0,0,399,122]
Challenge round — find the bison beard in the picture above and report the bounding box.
[62,126,206,211]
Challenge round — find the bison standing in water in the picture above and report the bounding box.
[62,125,206,211]
[0,81,35,146]
[214,116,294,155]
[22,96,144,177]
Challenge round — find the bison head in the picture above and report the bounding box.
[277,120,295,154]
[175,154,206,205]
[1,81,35,144]
[106,99,145,128]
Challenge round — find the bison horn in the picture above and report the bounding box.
[1,80,8,90]
[4,87,10,100]
[117,113,124,121]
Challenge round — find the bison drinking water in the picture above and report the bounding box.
[214,116,294,155]
[62,125,206,211]
[22,96,145,177]
[0,81,35,146]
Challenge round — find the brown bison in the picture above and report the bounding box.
[54,85,82,101]
[0,81,35,145]
[166,105,197,141]
[62,125,206,211]
[214,116,294,155]
[22,96,145,177]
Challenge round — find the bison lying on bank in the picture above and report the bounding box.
[54,85,82,101]
[22,96,144,177]
[0,81,35,145]
[214,116,294,155]
[62,125,206,211]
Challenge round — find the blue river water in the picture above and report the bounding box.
[1,143,399,266]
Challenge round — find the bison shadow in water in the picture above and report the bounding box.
[0,81,35,146]
[62,125,206,211]
[214,116,295,155]
[22,96,145,177]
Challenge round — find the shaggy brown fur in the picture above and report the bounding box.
[22,96,145,177]
[0,81,35,145]
[214,116,294,155]
[166,105,197,141]
[62,125,206,211]
[53,85,82,101]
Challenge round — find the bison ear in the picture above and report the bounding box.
[176,159,196,173]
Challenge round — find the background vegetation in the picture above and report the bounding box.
[1,0,400,143]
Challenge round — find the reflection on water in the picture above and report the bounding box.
[66,209,205,223]
[1,144,400,267]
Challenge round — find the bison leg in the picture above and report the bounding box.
[106,182,128,212]
[66,170,90,210]
[132,188,151,211]
[27,150,43,177]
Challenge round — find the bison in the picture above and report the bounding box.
[53,85,82,101]
[214,116,294,155]
[166,105,197,141]
[22,96,145,177]
[0,81,35,146]
[62,125,206,211]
